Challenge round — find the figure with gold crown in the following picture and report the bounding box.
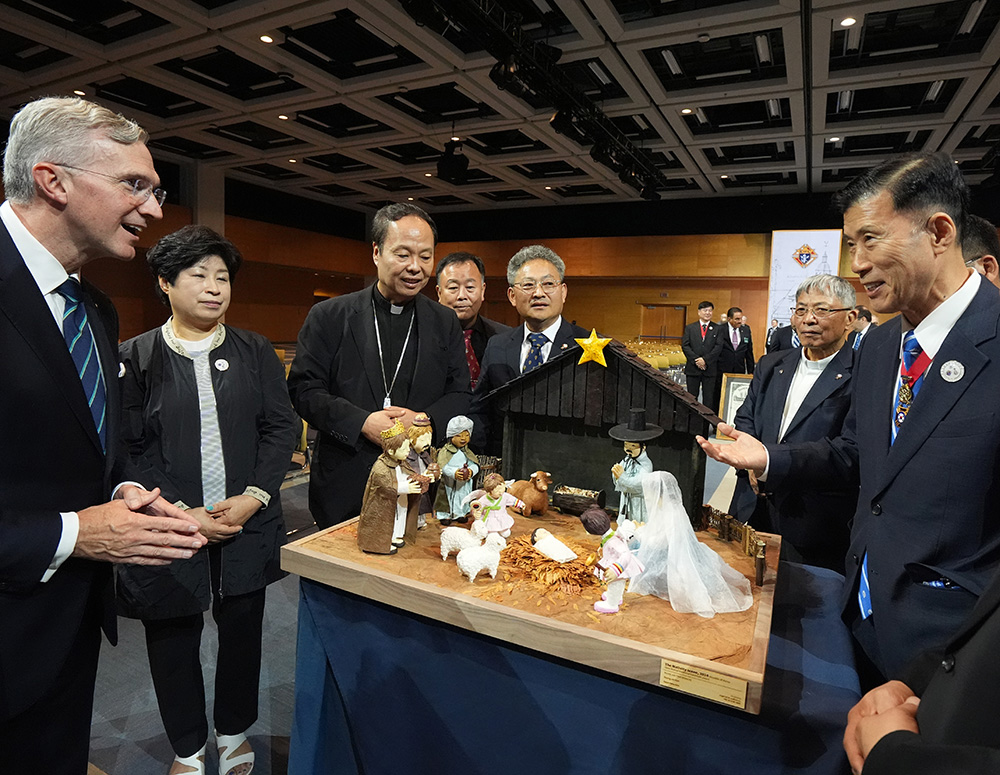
[357,419,422,555]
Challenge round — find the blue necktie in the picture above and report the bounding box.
[853,331,862,351]
[523,332,548,373]
[860,330,923,619]
[791,330,800,348]
[57,278,107,451]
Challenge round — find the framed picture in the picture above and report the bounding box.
[716,373,753,440]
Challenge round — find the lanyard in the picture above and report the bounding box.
[372,300,415,409]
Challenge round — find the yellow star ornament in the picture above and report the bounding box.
[575,329,613,367]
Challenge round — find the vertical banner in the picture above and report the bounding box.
[767,230,844,325]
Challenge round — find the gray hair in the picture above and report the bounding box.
[795,274,856,308]
[3,96,148,204]
[507,245,566,285]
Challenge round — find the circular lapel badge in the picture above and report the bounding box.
[214,358,230,372]
[940,360,964,383]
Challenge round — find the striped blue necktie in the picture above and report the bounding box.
[523,332,548,373]
[791,330,801,348]
[859,330,923,619]
[57,278,106,451]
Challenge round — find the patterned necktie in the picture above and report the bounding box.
[56,278,106,451]
[791,330,801,348]
[701,323,707,340]
[523,332,548,373]
[463,329,480,388]
[853,331,862,351]
[860,330,925,620]
[732,326,739,348]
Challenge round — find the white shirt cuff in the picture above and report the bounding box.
[757,448,771,482]
[111,480,145,499]
[42,511,80,582]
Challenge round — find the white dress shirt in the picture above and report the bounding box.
[518,316,564,373]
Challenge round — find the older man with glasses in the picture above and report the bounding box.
[726,274,859,573]
[470,244,588,454]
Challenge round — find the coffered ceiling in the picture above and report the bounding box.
[1,0,999,215]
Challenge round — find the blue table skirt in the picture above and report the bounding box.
[289,562,859,775]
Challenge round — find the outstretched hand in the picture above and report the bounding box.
[695,423,768,475]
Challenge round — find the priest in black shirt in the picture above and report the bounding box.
[288,203,470,528]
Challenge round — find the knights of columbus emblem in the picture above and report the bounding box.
[793,244,818,267]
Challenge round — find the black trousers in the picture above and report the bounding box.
[143,586,266,757]
[685,373,717,410]
[0,593,102,775]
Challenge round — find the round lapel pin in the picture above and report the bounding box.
[118,362,126,378]
[940,360,964,383]
[214,358,230,372]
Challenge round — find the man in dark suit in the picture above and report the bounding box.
[844,562,1000,774]
[765,318,779,350]
[0,97,207,773]
[728,275,858,572]
[680,300,723,407]
[718,306,755,375]
[963,213,1000,289]
[846,305,875,351]
[471,245,587,454]
[697,151,1000,686]
[435,250,511,390]
[767,323,797,353]
[288,203,470,529]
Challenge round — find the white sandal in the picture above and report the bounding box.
[169,744,207,775]
[215,730,254,775]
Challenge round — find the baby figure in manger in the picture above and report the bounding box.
[357,419,422,555]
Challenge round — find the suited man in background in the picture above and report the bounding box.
[435,250,511,390]
[767,321,797,353]
[681,300,723,407]
[963,213,1000,289]
[765,318,780,350]
[288,203,470,528]
[471,244,587,454]
[0,96,206,773]
[846,306,875,351]
[697,152,1000,688]
[718,306,755,375]
[728,275,858,573]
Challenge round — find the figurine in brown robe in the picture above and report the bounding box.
[404,412,440,529]
[357,420,422,555]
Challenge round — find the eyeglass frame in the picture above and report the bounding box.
[790,305,852,319]
[509,280,563,294]
[54,163,167,207]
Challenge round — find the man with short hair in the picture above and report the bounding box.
[962,213,1000,289]
[765,318,780,350]
[847,305,875,351]
[681,301,723,406]
[471,244,587,453]
[0,96,207,773]
[435,250,511,389]
[718,307,755,376]
[288,203,470,529]
[698,152,1000,687]
[728,275,858,572]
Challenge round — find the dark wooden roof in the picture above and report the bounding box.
[490,339,719,436]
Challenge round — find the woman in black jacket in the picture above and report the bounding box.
[117,225,298,775]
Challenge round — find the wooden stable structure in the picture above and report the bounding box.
[490,340,719,518]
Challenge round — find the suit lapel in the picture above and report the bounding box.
[348,287,386,406]
[782,345,853,439]
[880,286,997,491]
[551,319,580,357]
[759,349,798,442]
[506,324,525,373]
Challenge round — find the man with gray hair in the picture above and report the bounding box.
[727,274,858,572]
[0,96,206,772]
[471,244,588,454]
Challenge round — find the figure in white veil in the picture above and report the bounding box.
[628,471,753,618]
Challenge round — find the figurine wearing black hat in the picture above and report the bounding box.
[609,408,663,524]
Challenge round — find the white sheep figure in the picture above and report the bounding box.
[439,520,488,561]
[456,533,507,583]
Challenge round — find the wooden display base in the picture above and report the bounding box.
[282,510,780,714]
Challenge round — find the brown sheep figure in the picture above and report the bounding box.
[507,471,552,517]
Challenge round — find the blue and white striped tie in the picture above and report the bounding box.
[57,278,106,451]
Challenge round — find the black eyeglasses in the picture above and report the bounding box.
[790,305,851,318]
[56,163,167,207]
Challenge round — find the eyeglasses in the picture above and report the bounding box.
[56,164,167,207]
[790,305,851,318]
[510,280,562,294]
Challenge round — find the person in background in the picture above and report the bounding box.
[118,225,298,775]
[765,318,780,350]
[0,96,206,773]
[435,250,511,390]
[680,301,724,407]
[846,306,875,351]
[962,213,1000,289]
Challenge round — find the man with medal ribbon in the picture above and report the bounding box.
[288,203,470,529]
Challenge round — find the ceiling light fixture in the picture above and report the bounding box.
[840,17,857,27]
[424,172,433,177]
[681,108,693,115]
[720,175,729,179]
[288,159,296,163]
[259,34,274,43]
[73,89,86,96]
[437,139,469,183]
[277,114,289,120]
[828,136,841,142]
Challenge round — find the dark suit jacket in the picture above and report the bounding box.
[729,345,857,565]
[718,323,755,374]
[767,279,1000,677]
[680,320,724,377]
[470,318,588,453]
[846,324,875,352]
[0,219,126,719]
[469,314,512,365]
[287,285,470,528]
[767,325,795,353]
[864,564,1000,774]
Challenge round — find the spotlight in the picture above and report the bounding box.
[640,184,660,201]
[489,57,531,99]
[549,109,577,137]
[589,143,622,173]
[437,140,469,183]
